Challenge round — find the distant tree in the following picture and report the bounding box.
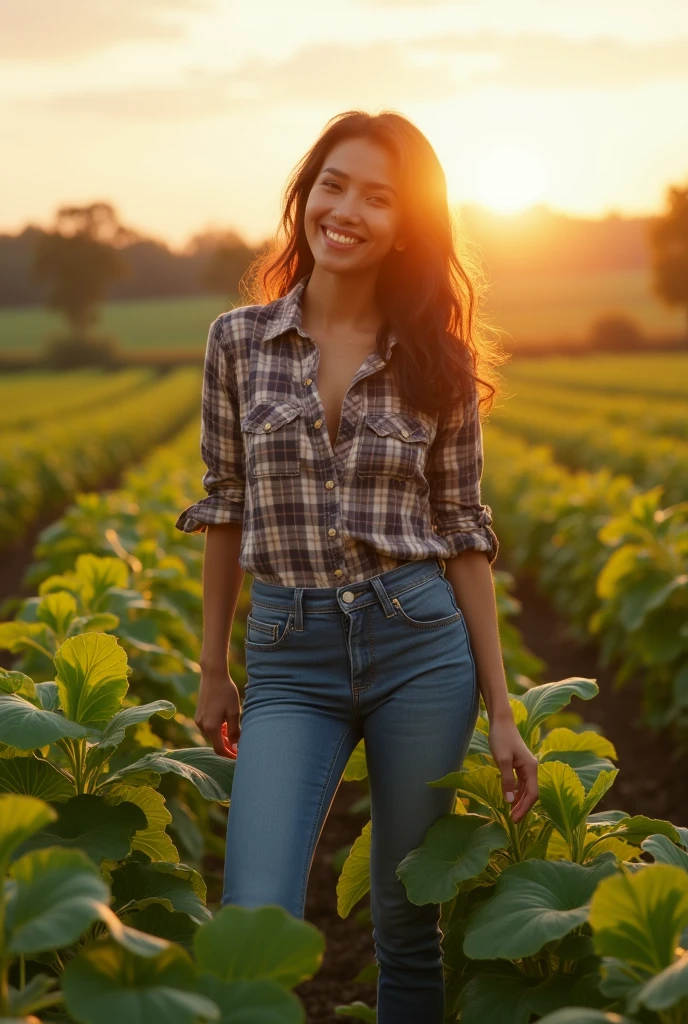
[31,201,136,334]
[648,182,688,341]
[189,228,256,301]
[587,313,644,352]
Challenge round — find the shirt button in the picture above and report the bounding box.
[400,428,409,438]
[325,479,335,489]
[264,422,272,431]
[342,591,355,603]
[314,418,323,429]
[333,568,344,578]
[303,377,313,386]
[328,528,337,537]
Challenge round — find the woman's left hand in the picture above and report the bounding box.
[488,716,539,823]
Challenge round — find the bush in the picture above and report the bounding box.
[43,330,122,370]
[587,313,644,352]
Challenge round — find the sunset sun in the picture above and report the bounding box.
[474,145,547,214]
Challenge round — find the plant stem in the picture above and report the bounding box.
[20,952,25,989]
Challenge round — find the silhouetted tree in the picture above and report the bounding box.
[31,202,135,334]
[649,182,688,341]
[190,228,256,301]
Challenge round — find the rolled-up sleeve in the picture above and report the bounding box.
[425,379,499,564]
[175,316,246,534]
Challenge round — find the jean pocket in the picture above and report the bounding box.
[390,575,463,629]
[356,411,430,481]
[244,607,295,650]
[241,401,302,479]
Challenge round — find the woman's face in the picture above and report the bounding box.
[304,136,405,276]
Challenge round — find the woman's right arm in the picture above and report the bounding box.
[195,521,245,757]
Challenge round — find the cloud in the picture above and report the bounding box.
[3,0,210,60]
[17,41,455,119]
[15,31,688,121]
[423,32,688,89]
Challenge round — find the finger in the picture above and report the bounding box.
[497,760,517,804]
[208,725,233,759]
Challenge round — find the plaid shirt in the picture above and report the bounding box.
[175,273,498,587]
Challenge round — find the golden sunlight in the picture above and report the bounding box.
[474,145,547,214]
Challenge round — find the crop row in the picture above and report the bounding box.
[482,423,688,737]
[496,380,688,441]
[490,399,688,505]
[0,415,687,1021]
[506,353,688,399]
[0,368,202,551]
[0,369,155,432]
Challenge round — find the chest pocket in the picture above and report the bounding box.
[357,412,430,481]
[241,401,302,479]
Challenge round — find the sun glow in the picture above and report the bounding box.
[474,145,547,214]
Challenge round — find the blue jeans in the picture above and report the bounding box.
[222,556,480,1024]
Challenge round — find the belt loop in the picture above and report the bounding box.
[293,588,304,631]
[438,556,447,577]
[370,575,397,619]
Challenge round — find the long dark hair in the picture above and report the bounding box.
[241,109,506,419]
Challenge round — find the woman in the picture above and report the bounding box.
[176,109,539,1024]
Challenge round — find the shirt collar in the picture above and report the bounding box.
[261,272,398,363]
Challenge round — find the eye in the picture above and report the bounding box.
[322,180,340,189]
[369,196,389,205]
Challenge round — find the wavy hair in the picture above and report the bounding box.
[240,109,506,419]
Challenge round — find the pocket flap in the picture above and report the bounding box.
[241,401,302,434]
[364,412,429,444]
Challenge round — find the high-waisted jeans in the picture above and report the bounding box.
[222,556,480,1024]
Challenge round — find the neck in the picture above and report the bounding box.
[301,265,382,336]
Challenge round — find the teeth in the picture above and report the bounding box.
[324,228,361,245]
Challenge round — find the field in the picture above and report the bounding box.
[1,266,685,355]
[1,350,687,1023]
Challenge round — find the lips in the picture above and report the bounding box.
[321,224,365,245]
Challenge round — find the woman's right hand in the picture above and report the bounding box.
[194,668,242,758]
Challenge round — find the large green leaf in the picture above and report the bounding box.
[17,793,147,863]
[396,814,508,905]
[0,756,74,802]
[0,693,90,749]
[538,762,618,852]
[197,975,304,1024]
[429,765,507,818]
[463,856,619,960]
[336,820,371,918]
[62,942,220,1024]
[36,591,79,638]
[539,750,617,794]
[110,857,210,924]
[0,669,39,703]
[635,950,688,1012]
[641,833,688,870]
[194,905,324,988]
[105,748,234,803]
[103,784,179,863]
[93,701,177,753]
[538,728,617,761]
[5,846,108,953]
[586,816,681,859]
[54,632,130,726]
[0,794,56,870]
[517,678,599,741]
[589,864,688,972]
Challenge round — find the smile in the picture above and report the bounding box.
[321,225,364,247]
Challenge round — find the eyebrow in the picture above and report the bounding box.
[320,166,398,197]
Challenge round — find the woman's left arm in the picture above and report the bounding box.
[425,376,538,822]
[443,551,539,823]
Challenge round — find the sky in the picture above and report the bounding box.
[3,0,688,252]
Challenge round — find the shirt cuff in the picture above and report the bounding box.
[175,493,245,534]
[432,506,499,565]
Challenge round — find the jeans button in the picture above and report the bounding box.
[342,591,356,604]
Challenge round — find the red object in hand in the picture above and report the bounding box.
[221,721,238,759]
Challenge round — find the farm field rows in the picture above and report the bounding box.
[0,368,155,432]
[0,351,687,1022]
[0,367,202,550]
